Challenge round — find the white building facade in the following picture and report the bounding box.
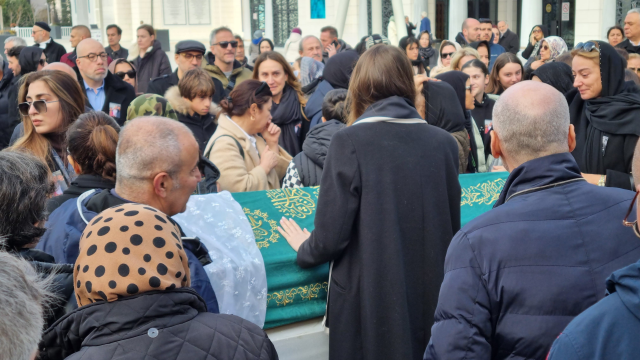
[68,0,632,52]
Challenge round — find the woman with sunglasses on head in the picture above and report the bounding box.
[486,52,523,95]
[277,45,461,360]
[44,111,119,215]
[522,25,545,60]
[109,59,138,94]
[204,80,291,193]
[568,41,640,190]
[9,70,85,195]
[128,24,171,93]
[430,39,461,76]
[524,36,568,79]
[254,51,307,156]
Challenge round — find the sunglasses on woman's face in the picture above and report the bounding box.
[624,191,639,227]
[115,70,136,79]
[18,100,59,116]
[541,45,549,51]
[442,52,455,59]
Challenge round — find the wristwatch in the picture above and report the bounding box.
[598,175,606,187]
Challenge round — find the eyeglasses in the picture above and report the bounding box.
[115,70,136,79]
[32,30,43,35]
[532,29,542,33]
[255,81,272,97]
[213,41,238,48]
[18,100,59,116]
[78,52,109,62]
[179,53,204,61]
[442,52,455,59]
[624,191,639,227]
[574,41,600,53]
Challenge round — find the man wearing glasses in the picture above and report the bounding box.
[204,27,252,94]
[148,40,224,104]
[31,21,67,63]
[76,39,136,126]
[425,81,640,360]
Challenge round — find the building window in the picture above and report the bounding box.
[273,0,298,47]
[250,0,266,36]
[617,1,640,25]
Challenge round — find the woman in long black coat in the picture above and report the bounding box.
[278,45,461,360]
[568,41,640,190]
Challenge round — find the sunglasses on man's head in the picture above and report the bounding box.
[115,70,136,79]
[18,100,59,116]
[214,41,239,49]
[442,52,455,59]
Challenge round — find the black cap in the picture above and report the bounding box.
[175,40,206,54]
[34,22,51,32]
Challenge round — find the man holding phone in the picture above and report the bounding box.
[320,26,352,62]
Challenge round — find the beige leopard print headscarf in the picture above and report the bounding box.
[74,203,190,307]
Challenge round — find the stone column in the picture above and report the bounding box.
[520,0,542,49]
[448,0,467,41]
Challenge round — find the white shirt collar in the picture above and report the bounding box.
[39,38,52,49]
[630,39,640,46]
[227,115,257,150]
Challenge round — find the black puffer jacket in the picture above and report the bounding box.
[292,119,345,187]
[130,40,172,93]
[39,289,278,360]
[16,248,74,329]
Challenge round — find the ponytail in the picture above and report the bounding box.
[67,111,120,182]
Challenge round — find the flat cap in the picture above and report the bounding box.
[175,40,206,54]
[34,22,51,32]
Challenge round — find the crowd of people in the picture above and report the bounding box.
[2,7,640,360]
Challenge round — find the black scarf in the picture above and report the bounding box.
[421,81,465,133]
[322,50,359,90]
[568,41,640,174]
[270,84,303,156]
[19,47,44,75]
[531,62,574,94]
[419,46,435,61]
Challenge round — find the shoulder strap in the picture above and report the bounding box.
[226,72,242,92]
[205,134,244,160]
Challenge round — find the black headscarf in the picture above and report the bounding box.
[270,83,304,156]
[568,40,640,174]
[19,47,43,75]
[468,41,491,64]
[421,81,465,133]
[322,50,359,90]
[531,62,574,94]
[436,71,480,172]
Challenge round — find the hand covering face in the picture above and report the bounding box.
[74,203,190,307]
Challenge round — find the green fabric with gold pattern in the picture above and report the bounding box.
[231,172,507,329]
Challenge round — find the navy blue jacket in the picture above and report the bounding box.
[424,153,640,360]
[548,258,640,359]
[304,79,334,133]
[37,189,219,313]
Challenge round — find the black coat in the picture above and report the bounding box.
[616,39,640,55]
[7,74,22,134]
[297,96,460,360]
[147,70,225,104]
[292,119,345,187]
[0,62,15,150]
[16,248,74,329]
[131,40,172,93]
[80,71,136,126]
[498,29,520,54]
[177,111,217,154]
[45,174,115,215]
[104,45,128,60]
[38,39,67,63]
[424,153,640,360]
[39,289,278,360]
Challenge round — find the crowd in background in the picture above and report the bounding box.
[2,7,640,360]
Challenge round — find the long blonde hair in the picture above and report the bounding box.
[253,51,307,106]
[9,71,86,168]
[346,45,415,125]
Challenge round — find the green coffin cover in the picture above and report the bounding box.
[231,172,507,329]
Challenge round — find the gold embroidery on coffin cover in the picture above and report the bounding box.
[461,179,506,207]
[267,188,316,219]
[267,282,329,307]
[243,208,280,249]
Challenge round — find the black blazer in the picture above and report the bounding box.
[80,71,136,126]
[39,39,67,63]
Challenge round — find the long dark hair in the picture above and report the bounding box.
[67,111,120,182]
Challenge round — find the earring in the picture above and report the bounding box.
[251,116,255,120]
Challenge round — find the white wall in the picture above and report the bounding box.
[573,0,615,45]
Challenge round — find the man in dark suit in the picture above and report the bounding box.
[76,39,135,126]
[497,21,520,54]
[32,22,67,63]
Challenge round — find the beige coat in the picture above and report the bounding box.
[204,115,292,192]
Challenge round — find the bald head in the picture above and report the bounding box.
[493,81,571,166]
[76,38,103,57]
[43,62,77,81]
[462,18,481,42]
